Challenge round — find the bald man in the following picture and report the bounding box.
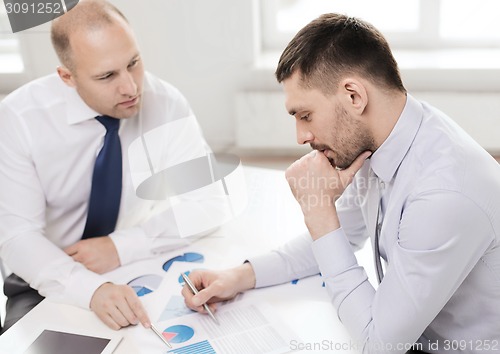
[0,0,212,331]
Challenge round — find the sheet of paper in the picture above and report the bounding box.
[113,257,296,353]
[131,259,245,325]
[132,298,297,354]
[103,243,301,353]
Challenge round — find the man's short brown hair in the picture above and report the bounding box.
[275,13,406,94]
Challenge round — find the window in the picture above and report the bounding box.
[0,3,24,74]
[261,0,500,52]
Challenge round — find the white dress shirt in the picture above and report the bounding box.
[249,94,500,353]
[0,72,220,309]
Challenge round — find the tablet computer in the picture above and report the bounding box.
[23,329,122,354]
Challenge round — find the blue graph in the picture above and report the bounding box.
[162,325,194,344]
[127,274,162,297]
[178,271,190,285]
[167,340,215,354]
[159,296,193,321]
[163,252,204,272]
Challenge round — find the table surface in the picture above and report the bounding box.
[0,166,375,354]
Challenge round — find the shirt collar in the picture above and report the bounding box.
[63,84,101,125]
[370,94,423,183]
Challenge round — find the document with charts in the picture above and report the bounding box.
[151,298,297,354]
[123,260,299,354]
[104,244,300,353]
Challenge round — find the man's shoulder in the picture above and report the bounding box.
[2,73,66,106]
[143,72,184,100]
[402,123,500,201]
[139,72,193,125]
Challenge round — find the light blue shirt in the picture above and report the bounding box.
[250,94,500,353]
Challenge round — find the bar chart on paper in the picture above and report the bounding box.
[167,340,216,354]
[161,301,296,354]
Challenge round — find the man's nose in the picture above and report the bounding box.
[296,121,313,145]
[118,72,137,97]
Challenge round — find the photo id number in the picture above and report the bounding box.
[5,2,63,15]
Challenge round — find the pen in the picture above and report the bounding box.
[151,323,172,348]
[181,272,220,325]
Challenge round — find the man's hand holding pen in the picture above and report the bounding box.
[181,264,256,316]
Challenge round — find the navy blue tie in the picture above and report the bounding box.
[82,115,122,239]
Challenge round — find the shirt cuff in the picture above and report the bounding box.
[64,270,110,309]
[311,227,358,278]
[110,227,150,265]
[247,252,289,288]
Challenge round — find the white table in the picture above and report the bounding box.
[0,166,374,353]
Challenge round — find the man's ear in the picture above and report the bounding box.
[340,78,368,115]
[56,66,76,88]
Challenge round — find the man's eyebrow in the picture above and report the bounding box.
[92,70,115,79]
[129,53,140,62]
[288,106,306,116]
[91,54,141,79]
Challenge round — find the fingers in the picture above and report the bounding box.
[182,267,252,315]
[91,283,151,331]
[182,287,218,314]
[98,303,132,330]
[125,290,151,328]
[63,238,120,274]
[63,240,87,262]
[181,273,210,313]
[181,271,222,313]
[340,151,372,184]
[63,242,79,257]
[192,287,217,308]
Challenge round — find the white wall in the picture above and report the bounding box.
[2,0,276,152]
[235,91,500,156]
[2,0,500,155]
[119,0,268,151]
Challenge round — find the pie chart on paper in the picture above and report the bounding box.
[127,274,162,297]
[162,325,195,344]
[163,252,204,272]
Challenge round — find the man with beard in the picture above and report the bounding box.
[181,14,500,354]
